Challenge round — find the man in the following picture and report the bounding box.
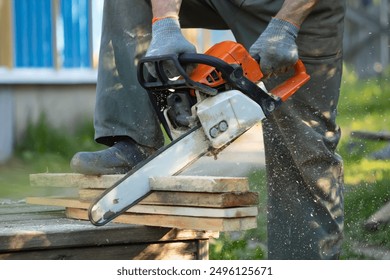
[71,0,346,259]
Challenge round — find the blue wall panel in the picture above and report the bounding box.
[12,0,92,68]
[61,0,91,68]
[13,0,54,67]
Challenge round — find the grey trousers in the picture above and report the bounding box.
[94,0,346,259]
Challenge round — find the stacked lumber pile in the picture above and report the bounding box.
[27,174,259,232]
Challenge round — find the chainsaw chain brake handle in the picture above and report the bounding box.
[137,43,310,116]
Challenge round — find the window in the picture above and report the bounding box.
[13,0,54,67]
[0,0,233,71]
[0,0,102,69]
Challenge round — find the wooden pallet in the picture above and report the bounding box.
[27,173,259,232]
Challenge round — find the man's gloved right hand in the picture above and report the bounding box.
[249,17,299,77]
[145,17,197,78]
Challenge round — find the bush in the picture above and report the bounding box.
[15,113,99,162]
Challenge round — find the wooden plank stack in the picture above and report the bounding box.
[27,173,259,232]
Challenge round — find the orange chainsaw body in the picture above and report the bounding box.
[190,41,263,88]
[189,41,310,102]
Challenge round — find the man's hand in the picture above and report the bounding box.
[249,18,299,77]
[145,18,196,78]
[249,0,318,77]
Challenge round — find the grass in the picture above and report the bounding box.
[336,67,390,258]
[0,115,101,199]
[0,66,389,259]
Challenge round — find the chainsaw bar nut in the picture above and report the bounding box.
[209,120,229,138]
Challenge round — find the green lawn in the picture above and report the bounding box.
[0,66,389,259]
[0,117,100,199]
[336,68,390,258]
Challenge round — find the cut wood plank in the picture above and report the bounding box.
[79,189,259,208]
[150,176,249,192]
[29,173,124,189]
[26,197,258,218]
[129,205,258,218]
[79,188,102,201]
[30,174,249,192]
[66,208,257,232]
[27,196,85,209]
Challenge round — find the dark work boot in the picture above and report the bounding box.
[70,140,156,175]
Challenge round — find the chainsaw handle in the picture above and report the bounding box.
[178,53,236,77]
[138,51,309,116]
[137,54,223,95]
[269,60,310,102]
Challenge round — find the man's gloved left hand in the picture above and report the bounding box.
[249,17,299,77]
[145,17,196,78]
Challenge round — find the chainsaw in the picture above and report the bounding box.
[88,41,310,226]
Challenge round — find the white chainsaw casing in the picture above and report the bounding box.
[196,90,265,149]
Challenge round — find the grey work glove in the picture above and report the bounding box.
[249,17,299,77]
[145,17,197,78]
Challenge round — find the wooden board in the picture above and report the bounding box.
[29,174,249,192]
[66,208,257,232]
[79,188,259,207]
[149,176,249,192]
[26,197,258,218]
[29,173,124,189]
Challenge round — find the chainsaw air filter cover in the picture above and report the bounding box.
[190,41,263,89]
